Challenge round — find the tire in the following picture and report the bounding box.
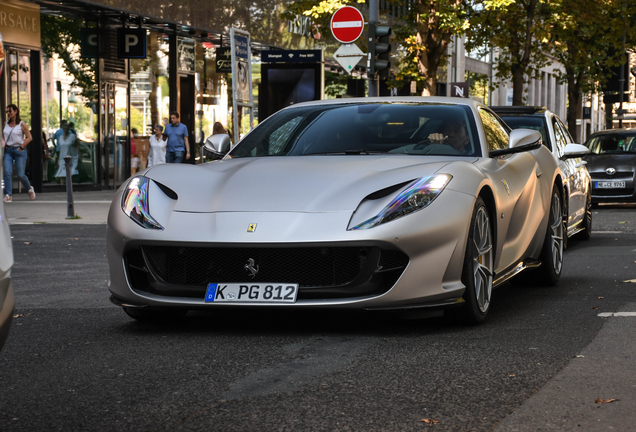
[575,189,592,241]
[123,307,188,323]
[457,197,494,324]
[562,196,568,250]
[535,186,564,286]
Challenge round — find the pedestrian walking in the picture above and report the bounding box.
[3,104,35,202]
[54,122,79,181]
[164,111,190,163]
[148,124,167,166]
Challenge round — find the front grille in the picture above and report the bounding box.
[124,245,409,300]
[592,188,634,197]
[591,172,633,180]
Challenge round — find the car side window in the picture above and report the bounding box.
[479,108,509,152]
[552,118,568,158]
[556,118,574,143]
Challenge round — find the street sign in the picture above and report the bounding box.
[117,28,146,59]
[333,44,364,74]
[450,82,469,98]
[330,6,364,44]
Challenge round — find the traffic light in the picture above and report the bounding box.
[368,23,392,79]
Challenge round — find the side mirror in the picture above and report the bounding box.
[203,134,231,160]
[490,129,542,157]
[562,143,589,159]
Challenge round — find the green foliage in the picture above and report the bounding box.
[467,0,553,105]
[40,15,97,104]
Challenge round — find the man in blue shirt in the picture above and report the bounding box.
[164,111,190,163]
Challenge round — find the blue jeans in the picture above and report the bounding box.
[166,151,185,164]
[3,146,31,196]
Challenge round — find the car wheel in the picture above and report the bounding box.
[123,307,188,323]
[535,187,564,286]
[575,189,592,241]
[562,197,568,250]
[457,197,494,324]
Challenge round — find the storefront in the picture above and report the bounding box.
[0,0,44,192]
[0,0,326,192]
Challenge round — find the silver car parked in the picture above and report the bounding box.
[492,106,593,243]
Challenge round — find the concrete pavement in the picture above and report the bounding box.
[4,189,116,225]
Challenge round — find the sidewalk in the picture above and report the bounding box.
[4,189,117,225]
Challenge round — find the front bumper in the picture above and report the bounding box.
[107,188,476,310]
[590,174,636,203]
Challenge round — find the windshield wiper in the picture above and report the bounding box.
[308,149,384,155]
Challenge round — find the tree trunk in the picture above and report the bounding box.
[512,65,525,105]
[566,69,583,140]
[421,71,438,96]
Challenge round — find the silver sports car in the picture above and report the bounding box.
[107,97,587,323]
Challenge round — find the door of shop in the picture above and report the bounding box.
[101,82,129,189]
[1,46,43,192]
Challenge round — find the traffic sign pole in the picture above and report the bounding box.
[368,0,379,97]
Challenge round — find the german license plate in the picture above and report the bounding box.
[205,283,298,303]
[595,181,625,189]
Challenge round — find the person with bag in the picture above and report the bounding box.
[3,104,34,202]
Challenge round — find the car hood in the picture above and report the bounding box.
[584,154,636,174]
[145,155,471,213]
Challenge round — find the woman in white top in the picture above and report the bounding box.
[54,122,79,179]
[148,124,167,166]
[3,104,34,202]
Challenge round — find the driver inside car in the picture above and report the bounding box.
[428,120,471,155]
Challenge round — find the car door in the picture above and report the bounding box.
[554,117,585,227]
[477,108,545,274]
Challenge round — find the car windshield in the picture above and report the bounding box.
[498,116,550,151]
[585,134,636,154]
[229,102,481,158]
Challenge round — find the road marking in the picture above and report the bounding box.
[598,312,636,317]
[11,201,111,204]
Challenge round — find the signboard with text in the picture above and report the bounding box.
[117,28,146,59]
[262,50,323,63]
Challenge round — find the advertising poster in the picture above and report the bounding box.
[233,34,250,104]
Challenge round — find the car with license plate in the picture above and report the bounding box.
[581,129,636,205]
[107,97,585,324]
[492,106,593,242]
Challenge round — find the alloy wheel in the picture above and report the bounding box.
[472,206,494,313]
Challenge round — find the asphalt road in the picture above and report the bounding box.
[1,206,636,431]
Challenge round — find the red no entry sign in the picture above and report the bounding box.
[330,6,364,44]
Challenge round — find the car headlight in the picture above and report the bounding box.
[349,174,452,230]
[121,176,164,230]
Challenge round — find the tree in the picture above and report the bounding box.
[468,0,552,105]
[40,15,97,103]
[282,0,470,96]
[410,0,470,95]
[548,0,632,135]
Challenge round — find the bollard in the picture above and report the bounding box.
[63,155,75,219]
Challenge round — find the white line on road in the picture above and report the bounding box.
[598,312,636,317]
[11,201,111,204]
